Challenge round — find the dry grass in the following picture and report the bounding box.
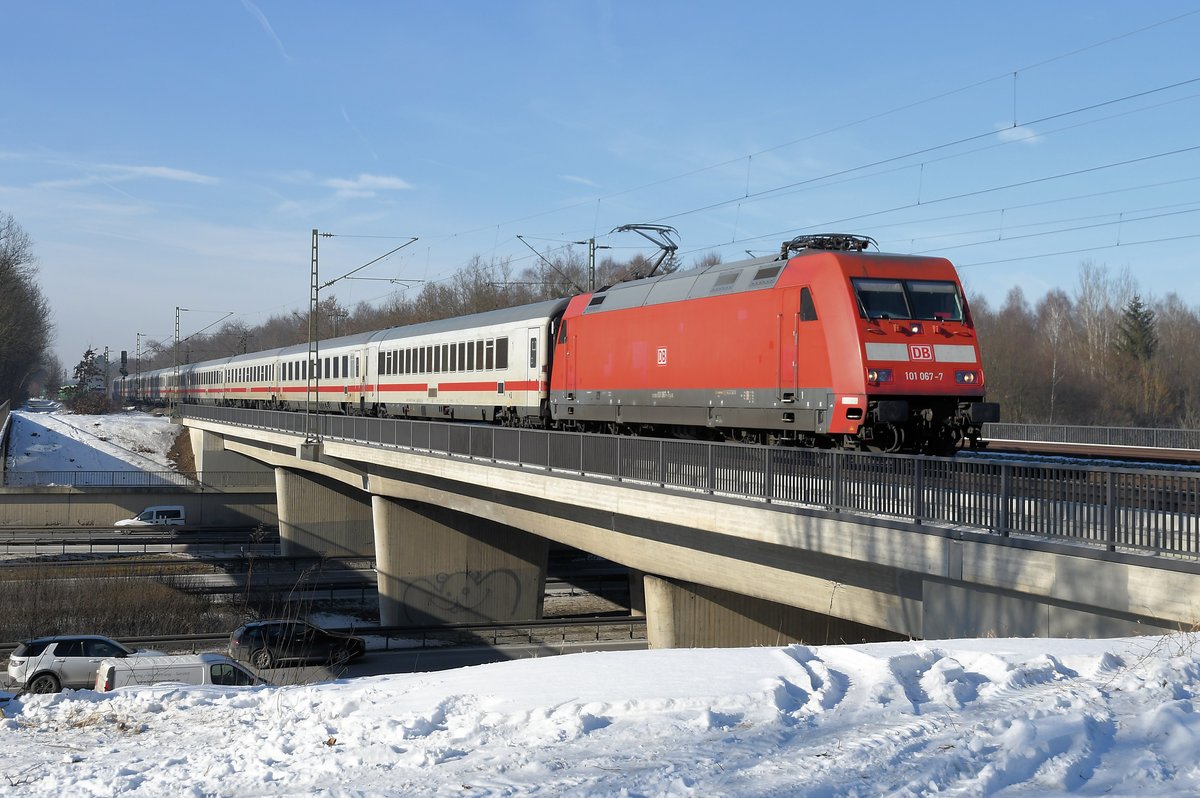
[0,568,245,640]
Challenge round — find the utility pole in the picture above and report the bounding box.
[172,307,187,417]
[306,229,325,444]
[305,229,418,445]
[572,237,611,292]
[135,333,146,383]
[329,308,348,338]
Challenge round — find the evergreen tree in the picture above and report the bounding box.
[1114,294,1158,361]
[61,349,114,414]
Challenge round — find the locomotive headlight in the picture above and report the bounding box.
[909,323,922,335]
[867,368,893,384]
[955,370,978,384]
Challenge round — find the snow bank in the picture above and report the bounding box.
[3,636,1199,796]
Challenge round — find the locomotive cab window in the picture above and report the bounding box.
[853,277,965,322]
[906,280,965,322]
[853,279,910,320]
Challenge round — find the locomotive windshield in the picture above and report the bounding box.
[852,278,965,322]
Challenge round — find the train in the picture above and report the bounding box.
[114,234,999,454]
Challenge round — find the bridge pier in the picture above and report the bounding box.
[643,575,903,649]
[189,428,274,477]
[371,496,548,626]
[274,467,374,558]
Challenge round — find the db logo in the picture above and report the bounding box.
[657,347,668,366]
[909,344,934,361]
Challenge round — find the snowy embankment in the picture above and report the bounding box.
[5,410,178,474]
[4,636,1200,795]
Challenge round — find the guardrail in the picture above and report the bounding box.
[2,470,276,488]
[185,406,1200,561]
[983,422,1200,451]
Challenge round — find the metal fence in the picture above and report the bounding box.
[186,406,1200,560]
[2,470,277,489]
[0,400,9,476]
[983,422,1200,451]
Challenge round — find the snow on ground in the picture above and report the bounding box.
[5,412,1200,794]
[5,409,179,474]
[3,635,1200,796]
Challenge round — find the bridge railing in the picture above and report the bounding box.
[187,406,1200,560]
[2,470,277,489]
[983,422,1200,450]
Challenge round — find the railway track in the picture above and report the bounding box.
[980,439,1200,466]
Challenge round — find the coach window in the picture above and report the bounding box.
[433,345,441,373]
[341,355,348,377]
[323,358,330,379]
[475,340,484,370]
[457,342,466,372]
[467,341,476,370]
[485,339,495,370]
[496,337,508,370]
[441,344,449,373]
[416,347,424,374]
[800,287,818,321]
[449,342,457,372]
[333,358,340,379]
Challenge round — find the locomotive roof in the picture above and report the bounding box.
[581,249,939,314]
[582,252,782,313]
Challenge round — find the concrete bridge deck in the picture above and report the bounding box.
[181,406,1200,648]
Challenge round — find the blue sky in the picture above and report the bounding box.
[3,1,1199,369]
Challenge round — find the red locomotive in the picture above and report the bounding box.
[548,234,997,453]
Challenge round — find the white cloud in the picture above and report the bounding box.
[34,163,219,189]
[559,174,598,188]
[324,173,413,199]
[995,124,1041,145]
[240,0,292,61]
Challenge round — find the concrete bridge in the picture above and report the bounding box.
[182,406,1200,649]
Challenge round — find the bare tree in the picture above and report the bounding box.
[0,213,54,404]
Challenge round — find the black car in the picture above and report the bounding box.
[228,620,365,670]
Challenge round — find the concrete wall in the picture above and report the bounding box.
[190,428,275,476]
[372,496,548,626]
[275,467,374,558]
[643,575,905,649]
[922,580,1180,640]
[0,487,276,528]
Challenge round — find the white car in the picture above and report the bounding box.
[7,635,161,693]
[114,505,186,528]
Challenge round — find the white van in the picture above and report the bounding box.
[95,653,264,691]
[114,505,187,528]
